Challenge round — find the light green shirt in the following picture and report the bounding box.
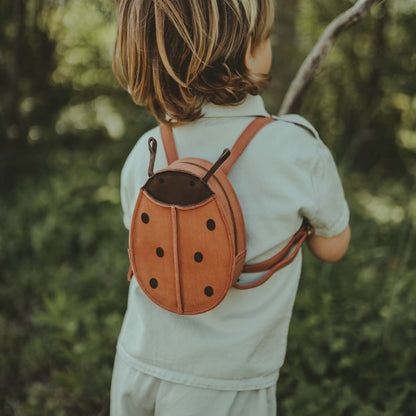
[116,95,349,390]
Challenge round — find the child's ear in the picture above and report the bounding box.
[244,38,254,71]
[244,37,272,75]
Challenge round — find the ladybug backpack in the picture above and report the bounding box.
[127,117,313,315]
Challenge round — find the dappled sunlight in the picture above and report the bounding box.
[94,185,120,204]
[355,189,406,225]
[55,96,125,139]
[397,129,416,152]
[393,93,416,154]
[94,171,121,204]
[20,96,36,116]
[49,1,116,89]
[391,0,416,15]
[28,125,42,143]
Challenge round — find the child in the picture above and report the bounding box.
[110,0,351,415]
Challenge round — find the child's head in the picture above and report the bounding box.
[113,0,275,125]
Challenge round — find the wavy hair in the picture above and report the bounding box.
[113,0,275,124]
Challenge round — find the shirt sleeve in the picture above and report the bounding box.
[120,162,134,230]
[303,142,350,237]
[121,183,132,230]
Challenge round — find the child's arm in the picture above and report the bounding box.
[307,224,351,262]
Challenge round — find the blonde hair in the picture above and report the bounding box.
[113,0,275,125]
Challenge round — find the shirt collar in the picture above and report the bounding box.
[201,94,270,118]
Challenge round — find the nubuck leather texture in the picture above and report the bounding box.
[127,117,313,315]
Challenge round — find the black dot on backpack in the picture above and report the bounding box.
[206,219,216,230]
[204,286,213,297]
[156,247,164,257]
[150,278,158,289]
[159,178,165,184]
[141,213,149,224]
[189,180,195,187]
[194,252,203,263]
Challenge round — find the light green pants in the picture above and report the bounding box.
[110,352,277,416]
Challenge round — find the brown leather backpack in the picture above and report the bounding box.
[127,117,313,315]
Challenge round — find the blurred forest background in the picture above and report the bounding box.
[0,0,415,414]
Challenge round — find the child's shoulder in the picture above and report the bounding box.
[121,125,160,174]
[254,113,326,160]
[127,125,161,159]
[271,114,321,141]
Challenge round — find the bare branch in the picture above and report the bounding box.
[278,0,382,115]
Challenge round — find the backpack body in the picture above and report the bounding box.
[128,157,246,315]
[127,117,313,315]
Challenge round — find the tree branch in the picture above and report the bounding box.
[278,0,382,115]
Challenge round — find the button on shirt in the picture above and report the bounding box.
[116,95,349,391]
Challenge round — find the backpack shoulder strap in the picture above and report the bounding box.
[160,123,179,164]
[160,117,275,170]
[221,117,275,175]
[235,221,314,289]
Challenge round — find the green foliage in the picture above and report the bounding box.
[0,0,415,414]
[277,192,416,414]
[0,138,129,414]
